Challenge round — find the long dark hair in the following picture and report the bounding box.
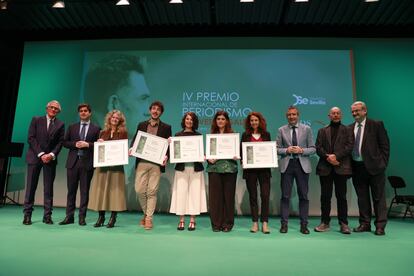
[211,110,233,134]
[181,112,199,131]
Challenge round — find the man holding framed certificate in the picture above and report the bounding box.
[130,101,172,230]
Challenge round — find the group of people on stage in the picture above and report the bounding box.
[22,99,390,236]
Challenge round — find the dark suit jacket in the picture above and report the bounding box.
[316,123,353,176]
[26,116,65,165]
[174,130,204,172]
[350,118,390,175]
[241,131,272,179]
[130,120,172,173]
[63,122,101,170]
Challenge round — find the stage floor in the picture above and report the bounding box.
[0,205,412,275]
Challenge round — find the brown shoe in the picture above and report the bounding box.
[262,222,270,234]
[314,223,330,232]
[250,222,259,233]
[340,223,351,235]
[139,216,146,227]
[144,218,153,230]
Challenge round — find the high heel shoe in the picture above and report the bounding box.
[177,221,185,231]
[107,211,117,228]
[188,221,196,231]
[94,211,105,227]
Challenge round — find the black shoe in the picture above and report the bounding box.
[188,221,196,231]
[280,223,288,234]
[58,217,74,225]
[106,212,117,228]
[177,221,185,231]
[43,216,54,225]
[353,224,371,233]
[94,211,105,228]
[374,228,385,236]
[78,217,86,226]
[23,214,32,225]
[212,227,221,232]
[222,227,231,233]
[300,224,310,235]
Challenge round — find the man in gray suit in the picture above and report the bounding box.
[276,106,315,234]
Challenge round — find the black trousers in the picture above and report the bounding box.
[352,161,387,229]
[280,159,309,225]
[24,162,56,217]
[208,172,237,230]
[245,170,270,222]
[319,172,349,225]
[66,158,94,218]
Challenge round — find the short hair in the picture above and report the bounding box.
[351,101,367,111]
[103,109,127,133]
[149,101,164,114]
[46,100,61,111]
[286,105,299,116]
[181,112,199,131]
[244,111,267,134]
[211,110,233,134]
[83,54,145,113]
[78,103,91,112]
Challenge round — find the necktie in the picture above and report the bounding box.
[78,123,87,156]
[352,123,362,159]
[48,119,54,134]
[80,123,87,140]
[292,126,298,158]
[292,126,298,146]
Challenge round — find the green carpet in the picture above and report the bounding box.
[0,205,412,276]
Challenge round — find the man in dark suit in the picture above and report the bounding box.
[350,101,390,236]
[23,100,65,225]
[315,107,354,234]
[276,106,315,234]
[59,103,101,226]
[129,101,172,230]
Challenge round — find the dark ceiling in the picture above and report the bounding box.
[1,0,414,40]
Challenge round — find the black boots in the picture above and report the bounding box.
[94,211,105,227]
[106,212,117,228]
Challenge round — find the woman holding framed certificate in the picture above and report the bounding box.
[88,110,128,228]
[207,111,238,232]
[169,112,207,231]
[241,112,272,234]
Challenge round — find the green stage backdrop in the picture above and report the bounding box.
[9,37,414,217]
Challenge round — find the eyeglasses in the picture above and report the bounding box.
[48,106,60,111]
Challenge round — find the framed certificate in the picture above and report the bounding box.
[130,130,169,165]
[169,135,204,163]
[206,133,240,160]
[241,141,278,169]
[93,139,129,168]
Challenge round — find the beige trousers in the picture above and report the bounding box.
[135,161,161,219]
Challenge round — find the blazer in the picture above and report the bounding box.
[26,116,65,165]
[63,122,101,170]
[315,123,353,176]
[240,131,272,179]
[130,120,172,173]
[276,123,316,174]
[350,118,390,175]
[174,130,204,172]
